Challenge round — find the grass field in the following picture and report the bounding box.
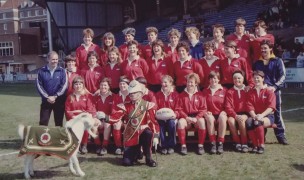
[0,83,304,180]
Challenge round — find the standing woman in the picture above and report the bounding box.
[249,20,275,64]
[165,28,181,64]
[104,46,122,94]
[100,32,116,66]
[65,55,79,96]
[146,39,174,93]
[65,76,96,154]
[226,18,251,67]
[253,40,287,145]
[199,41,221,89]
[120,40,149,81]
[76,28,101,70]
[142,27,158,60]
[202,71,227,154]
[79,51,104,95]
[176,73,207,155]
[173,41,204,93]
[225,70,249,153]
[119,27,136,61]
[211,24,226,61]
[94,78,114,155]
[246,70,276,154]
[220,40,253,89]
[155,75,179,154]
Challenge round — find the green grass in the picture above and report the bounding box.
[0,83,304,179]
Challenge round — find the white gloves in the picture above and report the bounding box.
[153,137,159,149]
[96,111,105,120]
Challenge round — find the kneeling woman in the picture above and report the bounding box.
[202,71,227,154]
[155,75,179,154]
[176,73,207,155]
[246,70,276,154]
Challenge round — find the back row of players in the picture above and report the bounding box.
[37,17,287,166]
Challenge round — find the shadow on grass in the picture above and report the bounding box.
[0,139,22,150]
[0,170,70,179]
[292,164,304,172]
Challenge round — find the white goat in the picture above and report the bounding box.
[18,112,100,179]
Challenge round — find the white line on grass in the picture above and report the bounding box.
[282,107,304,113]
[0,151,18,157]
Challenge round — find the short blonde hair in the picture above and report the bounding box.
[212,24,225,34]
[167,28,181,39]
[185,27,200,39]
[187,73,200,84]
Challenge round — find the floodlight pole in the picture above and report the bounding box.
[47,8,53,52]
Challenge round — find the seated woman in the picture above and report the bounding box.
[202,71,227,154]
[225,70,249,153]
[246,70,276,154]
[176,73,207,155]
[155,75,179,154]
[94,78,114,156]
[65,76,96,154]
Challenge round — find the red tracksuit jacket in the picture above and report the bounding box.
[65,93,96,120]
[76,44,101,70]
[104,63,122,90]
[225,86,248,118]
[202,86,227,115]
[175,90,207,119]
[120,58,149,81]
[199,58,221,88]
[173,58,204,87]
[146,56,174,85]
[79,65,104,94]
[246,86,276,114]
[220,56,253,87]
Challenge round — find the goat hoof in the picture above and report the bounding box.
[78,171,85,177]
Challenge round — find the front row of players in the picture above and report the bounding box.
[66,70,276,167]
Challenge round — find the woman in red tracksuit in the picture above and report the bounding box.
[225,70,249,153]
[165,28,181,64]
[246,70,276,154]
[65,76,96,154]
[220,40,253,89]
[155,75,179,155]
[173,41,204,93]
[120,40,149,81]
[94,78,115,156]
[199,41,221,89]
[146,39,174,93]
[99,32,116,66]
[211,24,226,61]
[75,28,101,70]
[79,51,104,95]
[202,71,227,154]
[65,55,79,96]
[103,46,123,94]
[176,73,207,155]
[111,76,131,155]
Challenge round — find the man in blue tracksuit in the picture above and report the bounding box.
[253,40,288,145]
[36,51,68,126]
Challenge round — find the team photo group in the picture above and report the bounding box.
[36,17,287,168]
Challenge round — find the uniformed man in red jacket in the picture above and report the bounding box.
[97,80,159,167]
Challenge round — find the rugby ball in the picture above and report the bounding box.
[155,108,176,121]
